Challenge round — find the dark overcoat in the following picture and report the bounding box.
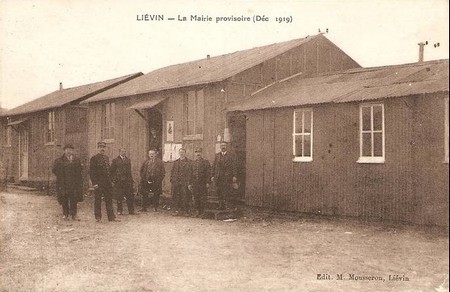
[110,156,133,186]
[170,158,193,186]
[89,153,112,190]
[192,158,211,186]
[139,157,165,191]
[212,152,238,183]
[52,154,83,204]
[110,155,133,198]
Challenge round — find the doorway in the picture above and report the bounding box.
[147,108,163,156]
[229,113,247,202]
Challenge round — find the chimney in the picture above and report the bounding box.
[59,82,63,90]
[418,41,428,62]
[206,54,210,60]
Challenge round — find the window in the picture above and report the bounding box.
[183,89,204,139]
[4,126,11,147]
[102,102,115,141]
[293,109,313,162]
[358,103,385,163]
[45,111,56,144]
[445,97,449,163]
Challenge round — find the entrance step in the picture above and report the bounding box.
[7,184,39,192]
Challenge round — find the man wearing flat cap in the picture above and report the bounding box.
[52,143,83,221]
[89,141,119,222]
[189,147,211,216]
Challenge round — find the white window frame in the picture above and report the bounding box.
[357,103,385,163]
[101,102,115,143]
[444,97,449,163]
[292,108,313,162]
[45,110,56,145]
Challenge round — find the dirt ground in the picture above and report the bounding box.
[0,191,448,292]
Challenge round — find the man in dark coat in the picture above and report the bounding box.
[139,149,165,212]
[52,143,83,221]
[110,148,135,215]
[89,141,119,222]
[212,142,238,210]
[189,147,211,216]
[170,148,193,215]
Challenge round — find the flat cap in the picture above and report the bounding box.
[97,141,107,147]
[194,147,203,152]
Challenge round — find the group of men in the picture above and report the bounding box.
[52,141,238,221]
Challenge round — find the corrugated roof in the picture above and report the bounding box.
[227,59,449,111]
[5,72,143,116]
[85,34,332,103]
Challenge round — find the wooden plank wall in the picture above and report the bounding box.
[412,93,449,225]
[244,95,449,226]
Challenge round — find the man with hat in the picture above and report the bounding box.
[89,141,119,222]
[52,143,83,221]
[139,148,165,212]
[211,141,238,210]
[189,147,211,217]
[110,148,135,215]
[170,148,193,215]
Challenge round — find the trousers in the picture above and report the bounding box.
[94,187,115,220]
[114,182,134,214]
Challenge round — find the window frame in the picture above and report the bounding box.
[292,108,313,162]
[183,89,204,140]
[357,103,385,164]
[45,110,56,145]
[101,102,115,143]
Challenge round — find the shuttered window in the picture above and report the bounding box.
[45,111,56,144]
[358,103,385,163]
[183,89,204,139]
[293,109,313,162]
[102,102,115,141]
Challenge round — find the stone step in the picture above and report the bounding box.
[7,184,39,192]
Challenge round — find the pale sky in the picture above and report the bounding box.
[0,0,448,109]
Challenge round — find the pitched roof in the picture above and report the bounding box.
[84,34,343,103]
[226,59,449,112]
[5,72,143,116]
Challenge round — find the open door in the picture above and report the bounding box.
[229,114,247,203]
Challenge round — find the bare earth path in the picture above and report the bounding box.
[0,191,448,292]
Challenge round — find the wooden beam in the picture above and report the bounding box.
[134,109,148,122]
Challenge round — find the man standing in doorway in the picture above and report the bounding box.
[189,147,211,217]
[139,149,165,212]
[52,143,83,221]
[89,141,119,222]
[212,142,238,210]
[170,148,193,215]
[110,148,135,215]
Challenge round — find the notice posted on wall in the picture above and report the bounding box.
[163,143,182,162]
